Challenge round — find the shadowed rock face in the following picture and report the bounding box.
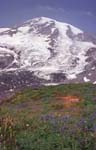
[85,48,96,70]
[0,17,96,99]
[76,33,96,45]
[0,71,46,101]
[50,73,66,82]
[0,71,44,90]
[29,22,55,35]
[66,25,96,44]
[0,28,19,37]
[66,25,75,39]
[0,54,14,69]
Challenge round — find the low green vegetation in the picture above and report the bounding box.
[0,83,96,150]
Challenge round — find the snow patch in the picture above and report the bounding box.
[93,81,96,84]
[84,77,90,82]
[44,83,59,86]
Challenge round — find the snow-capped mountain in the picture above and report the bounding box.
[0,17,96,97]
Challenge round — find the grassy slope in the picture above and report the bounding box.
[0,83,96,150]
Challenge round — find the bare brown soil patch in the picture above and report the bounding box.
[56,95,81,107]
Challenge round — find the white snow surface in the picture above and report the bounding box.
[0,28,10,32]
[0,17,96,80]
[84,77,90,82]
[93,81,96,84]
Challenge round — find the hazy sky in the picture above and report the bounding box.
[0,0,96,33]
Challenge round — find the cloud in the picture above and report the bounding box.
[37,5,66,13]
[83,11,95,17]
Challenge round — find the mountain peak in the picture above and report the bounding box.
[26,17,55,23]
[22,17,83,36]
[0,17,96,93]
